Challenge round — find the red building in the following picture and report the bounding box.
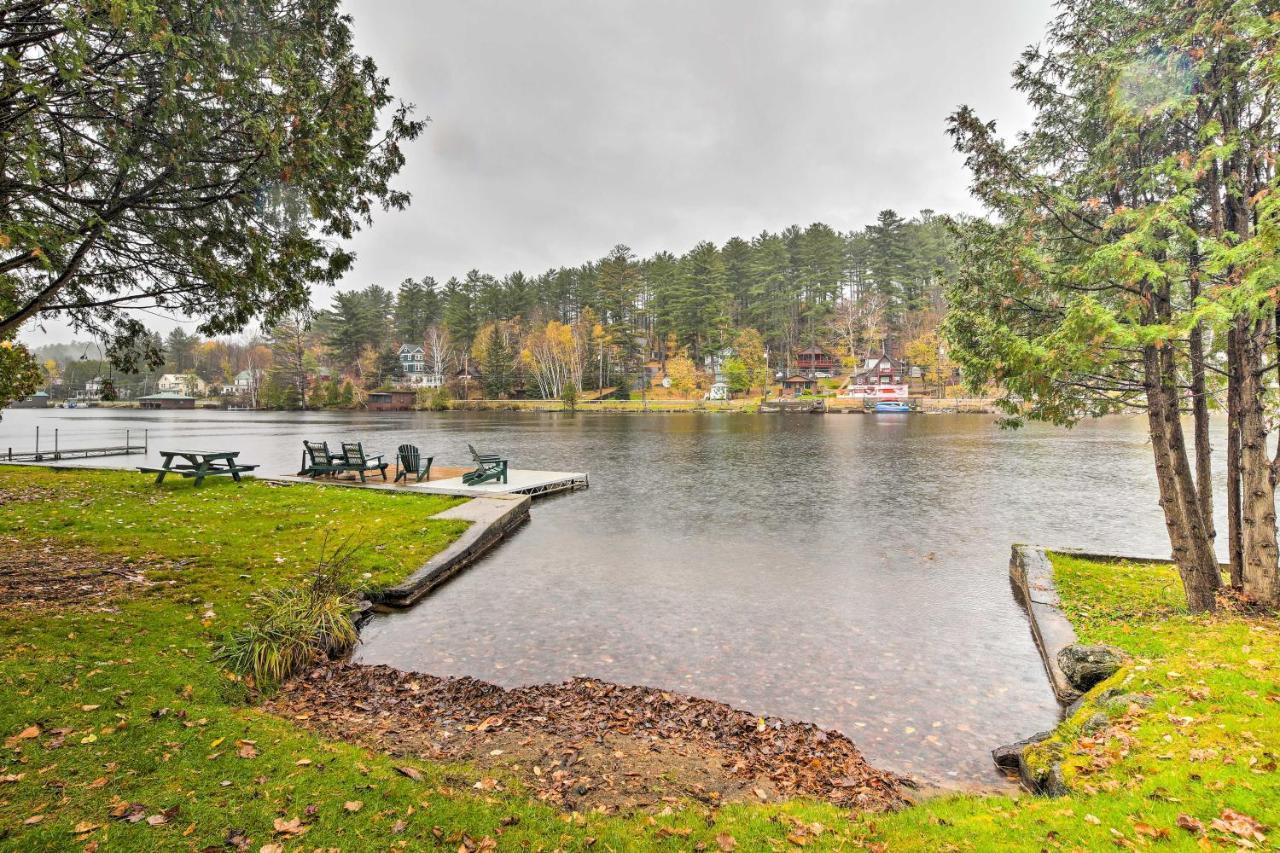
[366,390,417,411]
[794,345,837,375]
[850,353,905,386]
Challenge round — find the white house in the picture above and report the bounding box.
[220,369,262,396]
[157,373,207,396]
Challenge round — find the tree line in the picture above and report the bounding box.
[309,210,956,396]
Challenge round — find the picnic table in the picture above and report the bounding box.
[139,450,259,486]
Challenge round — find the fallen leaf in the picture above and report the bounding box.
[716,833,738,851]
[1084,814,1101,825]
[1211,808,1266,843]
[343,801,363,813]
[72,821,101,834]
[80,705,100,712]
[1176,814,1205,835]
[272,817,308,838]
[396,765,423,782]
[24,815,44,826]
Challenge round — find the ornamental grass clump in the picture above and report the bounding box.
[217,540,364,691]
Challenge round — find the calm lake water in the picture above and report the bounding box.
[0,407,1222,786]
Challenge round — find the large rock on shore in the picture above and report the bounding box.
[991,731,1067,796]
[1056,644,1127,692]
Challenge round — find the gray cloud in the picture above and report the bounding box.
[23,0,1053,344]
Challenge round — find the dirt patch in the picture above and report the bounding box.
[269,663,913,815]
[0,537,151,611]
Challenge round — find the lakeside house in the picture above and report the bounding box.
[794,345,837,376]
[9,391,50,409]
[138,391,195,410]
[366,389,417,411]
[840,353,910,403]
[227,369,262,395]
[398,344,443,387]
[851,353,906,386]
[157,373,207,396]
[782,374,818,396]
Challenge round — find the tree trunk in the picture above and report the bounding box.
[1144,343,1221,612]
[1226,327,1245,588]
[1188,252,1214,542]
[1235,313,1280,606]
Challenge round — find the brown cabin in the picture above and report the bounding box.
[794,345,837,375]
[782,374,818,396]
[366,390,417,411]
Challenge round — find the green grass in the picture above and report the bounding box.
[1,469,1277,850]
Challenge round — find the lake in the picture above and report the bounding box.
[0,407,1217,786]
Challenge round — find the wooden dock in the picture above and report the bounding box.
[411,469,589,498]
[4,428,148,463]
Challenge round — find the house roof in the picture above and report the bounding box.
[139,391,194,400]
[783,374,814,383]
[796,345,832,356]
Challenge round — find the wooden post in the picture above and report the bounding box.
[54,428,58,456]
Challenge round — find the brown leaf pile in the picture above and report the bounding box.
[269,662,912,813]
[0,536,151,610]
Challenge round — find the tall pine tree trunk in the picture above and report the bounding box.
[1144,342,1221,612]
[1188,252,1214,542]
[1235,313,1280,606]
[1227,327,1245,588]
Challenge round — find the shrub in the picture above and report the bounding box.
[426,385,451,411]
[216,541,363,691]
[561,382,579,412]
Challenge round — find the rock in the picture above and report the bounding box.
[1029,761,1069,797]
[992,733,1072,797]
[1080,713,1110,735]
[992,731,1050,771]
[1103,692,1154,712]
[1056,644,1128,692]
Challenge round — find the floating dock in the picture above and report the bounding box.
[412,469,589,498]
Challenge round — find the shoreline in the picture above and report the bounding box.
[28,396,1000,415]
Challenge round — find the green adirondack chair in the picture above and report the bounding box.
[339,442,388,482]
[299,440,343,477]
[463,443,508,486]
[395,444,433,483]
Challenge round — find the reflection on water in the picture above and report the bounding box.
[0,408,1216,786]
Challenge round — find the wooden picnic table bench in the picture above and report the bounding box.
[138,449,258,487]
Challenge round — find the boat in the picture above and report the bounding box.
[874,401,911,413]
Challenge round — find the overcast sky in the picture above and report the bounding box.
[22,0,1055,347]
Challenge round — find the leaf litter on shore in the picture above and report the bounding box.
[268,661,913,815]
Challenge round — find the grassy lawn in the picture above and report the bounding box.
[1,467,1277,850]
